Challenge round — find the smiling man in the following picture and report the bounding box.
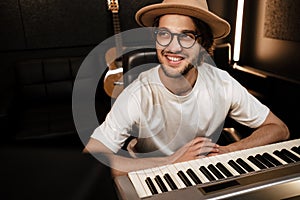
[83,0,289,176]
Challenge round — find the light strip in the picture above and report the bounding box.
[233,0,245,62]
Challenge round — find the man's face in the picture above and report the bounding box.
[156,14,201,78]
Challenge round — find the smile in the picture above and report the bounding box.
[166,55,184,62]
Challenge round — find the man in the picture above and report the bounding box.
[84,0,289,176]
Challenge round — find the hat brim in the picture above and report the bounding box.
[136,4,231,39]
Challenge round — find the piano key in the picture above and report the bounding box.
[163,173,178,190]
[166,165,186,189]
[128,171,149,198]
[291,146,300,155]
[177,170,192,187]
[255,154,275,168]
[273,150,294,164]
[188,160,210,183]
[216,162,234,177]
[154,175,168,192]
[145,177,158,195]
[199,166,216,181]
[144,168,162,194]
[281,149,300,162]
[207,164,225,179]
[174,162,196,186]
[247,156,267,169]
[262,152,283,166]
[236,149,261,171]
[209,154,240,176]
[236,158,255,172]
[186,168,202,184]
[228,160,247,174]
[158,165,180,190]
[260,146,288,165]
[152,167,172,192]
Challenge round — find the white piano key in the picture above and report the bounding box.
[158,165,181,190]
[214,154,240,176]
[151,167,172,192]
[128,171,149,198]
[207,156,238,177]
[280,142,300,159]
[193,157,218,181]
[166,164,186,189]
[259,145,288,165]
[188,159,210,183]
[143,168,162,194]
[174,162,196,186]
[235,150,261,171]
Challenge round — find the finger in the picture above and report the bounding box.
[190,141,219,152]
[197,146,219,156]
[192,137,213,144]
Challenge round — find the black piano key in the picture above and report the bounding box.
[186,168,202,184]
[247,156,267,169]
[154,175,168,192]
[228,160,246,174]
[199,166,216,181]
[163,173,178,190]
[236,158,255,172]
[207,164,225,179]
[177,170,192,187]
[281,149,300,162]
[216,162,234,177]
[255,154,275,168]
[273,150,294,163]
[145,177,158,194]
[262,153,283,166]
[291,146,300,155]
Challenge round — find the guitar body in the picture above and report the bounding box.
[103,47,124,99]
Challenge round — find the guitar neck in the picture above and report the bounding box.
[112,12,123,56]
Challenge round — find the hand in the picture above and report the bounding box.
[170,137,219,163]
[207,145,231,157]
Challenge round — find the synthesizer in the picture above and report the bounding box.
[114,138,300,200]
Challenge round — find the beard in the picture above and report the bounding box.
[159,49,198,78]
[160,62,195,78]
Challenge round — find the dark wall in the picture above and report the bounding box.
[240,0,300,83]
[0,0,233,88]
[0,0,162,89]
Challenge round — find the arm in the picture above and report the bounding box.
[83,137,219,177]
[218,111,290,154]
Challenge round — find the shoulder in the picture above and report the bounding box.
[198,63,235,87]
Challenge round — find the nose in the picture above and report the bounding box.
[166,35,182,52]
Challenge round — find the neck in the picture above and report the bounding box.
[159,67,198,96]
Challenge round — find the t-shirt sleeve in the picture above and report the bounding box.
[91,87,141,153]
[228,77,270,128]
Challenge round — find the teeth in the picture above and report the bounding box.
[167,56,182,62]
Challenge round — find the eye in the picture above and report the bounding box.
[180,33,195,41]
[156,30,171,38]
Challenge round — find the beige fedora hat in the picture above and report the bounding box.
[135,0,231,39]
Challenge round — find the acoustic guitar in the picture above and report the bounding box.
[104,0,124,98]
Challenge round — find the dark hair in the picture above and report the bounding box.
[153,16,215,56]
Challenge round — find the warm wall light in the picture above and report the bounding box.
[233,0,245,62]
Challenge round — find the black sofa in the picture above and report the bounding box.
[1,55,110,147]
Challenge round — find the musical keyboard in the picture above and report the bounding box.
[114,138,300,200]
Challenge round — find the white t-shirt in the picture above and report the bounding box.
[91,63,269,156]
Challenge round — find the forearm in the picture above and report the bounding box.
[105,153,173,177]
[227,122,290,152]
[83,138,173,177]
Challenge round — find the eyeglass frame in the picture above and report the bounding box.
[153,28,202,49]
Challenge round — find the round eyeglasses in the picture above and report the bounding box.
[154,28,201,49]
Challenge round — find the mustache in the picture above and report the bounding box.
[161,49,185,56]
